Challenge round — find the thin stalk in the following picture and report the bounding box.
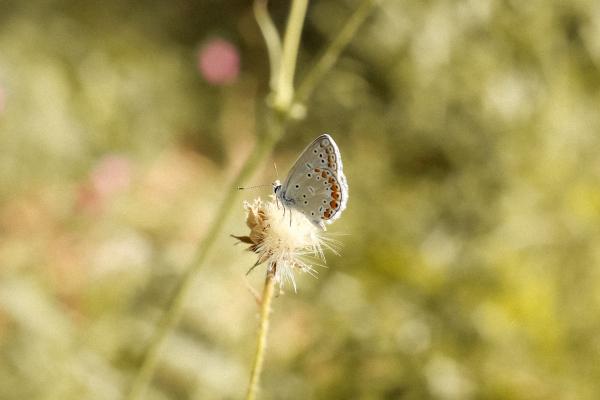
[245,270,277,400]
[127,0,383,397]
[295,0,382,105]
[126,119,283,400]
[254,0,282,91]
[273,0,309,111]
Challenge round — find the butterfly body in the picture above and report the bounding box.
[274,134,348,230]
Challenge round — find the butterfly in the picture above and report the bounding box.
[273,134,348,230]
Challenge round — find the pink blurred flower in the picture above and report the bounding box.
[91,155,132,197]
[197,38,240,85]
[77,155,132,213]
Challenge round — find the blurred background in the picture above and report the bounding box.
[1,0,600,399]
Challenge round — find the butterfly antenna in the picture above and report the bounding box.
[273,161,279,179]
[237,184,271,190]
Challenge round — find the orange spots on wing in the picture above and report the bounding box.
[321,171,327,178]
[330,200,339,209]
[314,168,320,173]
[327,156,336,169]
[332,192,340,200]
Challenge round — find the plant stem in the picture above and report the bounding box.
[245,270,277,400]
[295,0,382,105]
[253,0,282,92]
[126,119,283,400]
[273,0,308,111]
[126,0,383,396]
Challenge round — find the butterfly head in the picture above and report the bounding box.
[272,180,282,194]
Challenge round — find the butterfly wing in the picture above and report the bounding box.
[279,134,348,228]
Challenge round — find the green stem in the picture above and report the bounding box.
[295,0,381,105]
[254,0,282,92]
[273,0,309,111]
[125,117,283,400]
[245,270,277,400]
[126,0,383,396]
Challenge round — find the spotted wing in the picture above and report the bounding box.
[280,134,348,228]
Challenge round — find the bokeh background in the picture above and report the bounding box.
[2,0,600,399]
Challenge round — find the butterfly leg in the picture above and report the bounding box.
[289,208,293,227]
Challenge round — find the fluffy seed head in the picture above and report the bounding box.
[234,197,336,291]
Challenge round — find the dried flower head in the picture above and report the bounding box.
[233,197,336,291]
